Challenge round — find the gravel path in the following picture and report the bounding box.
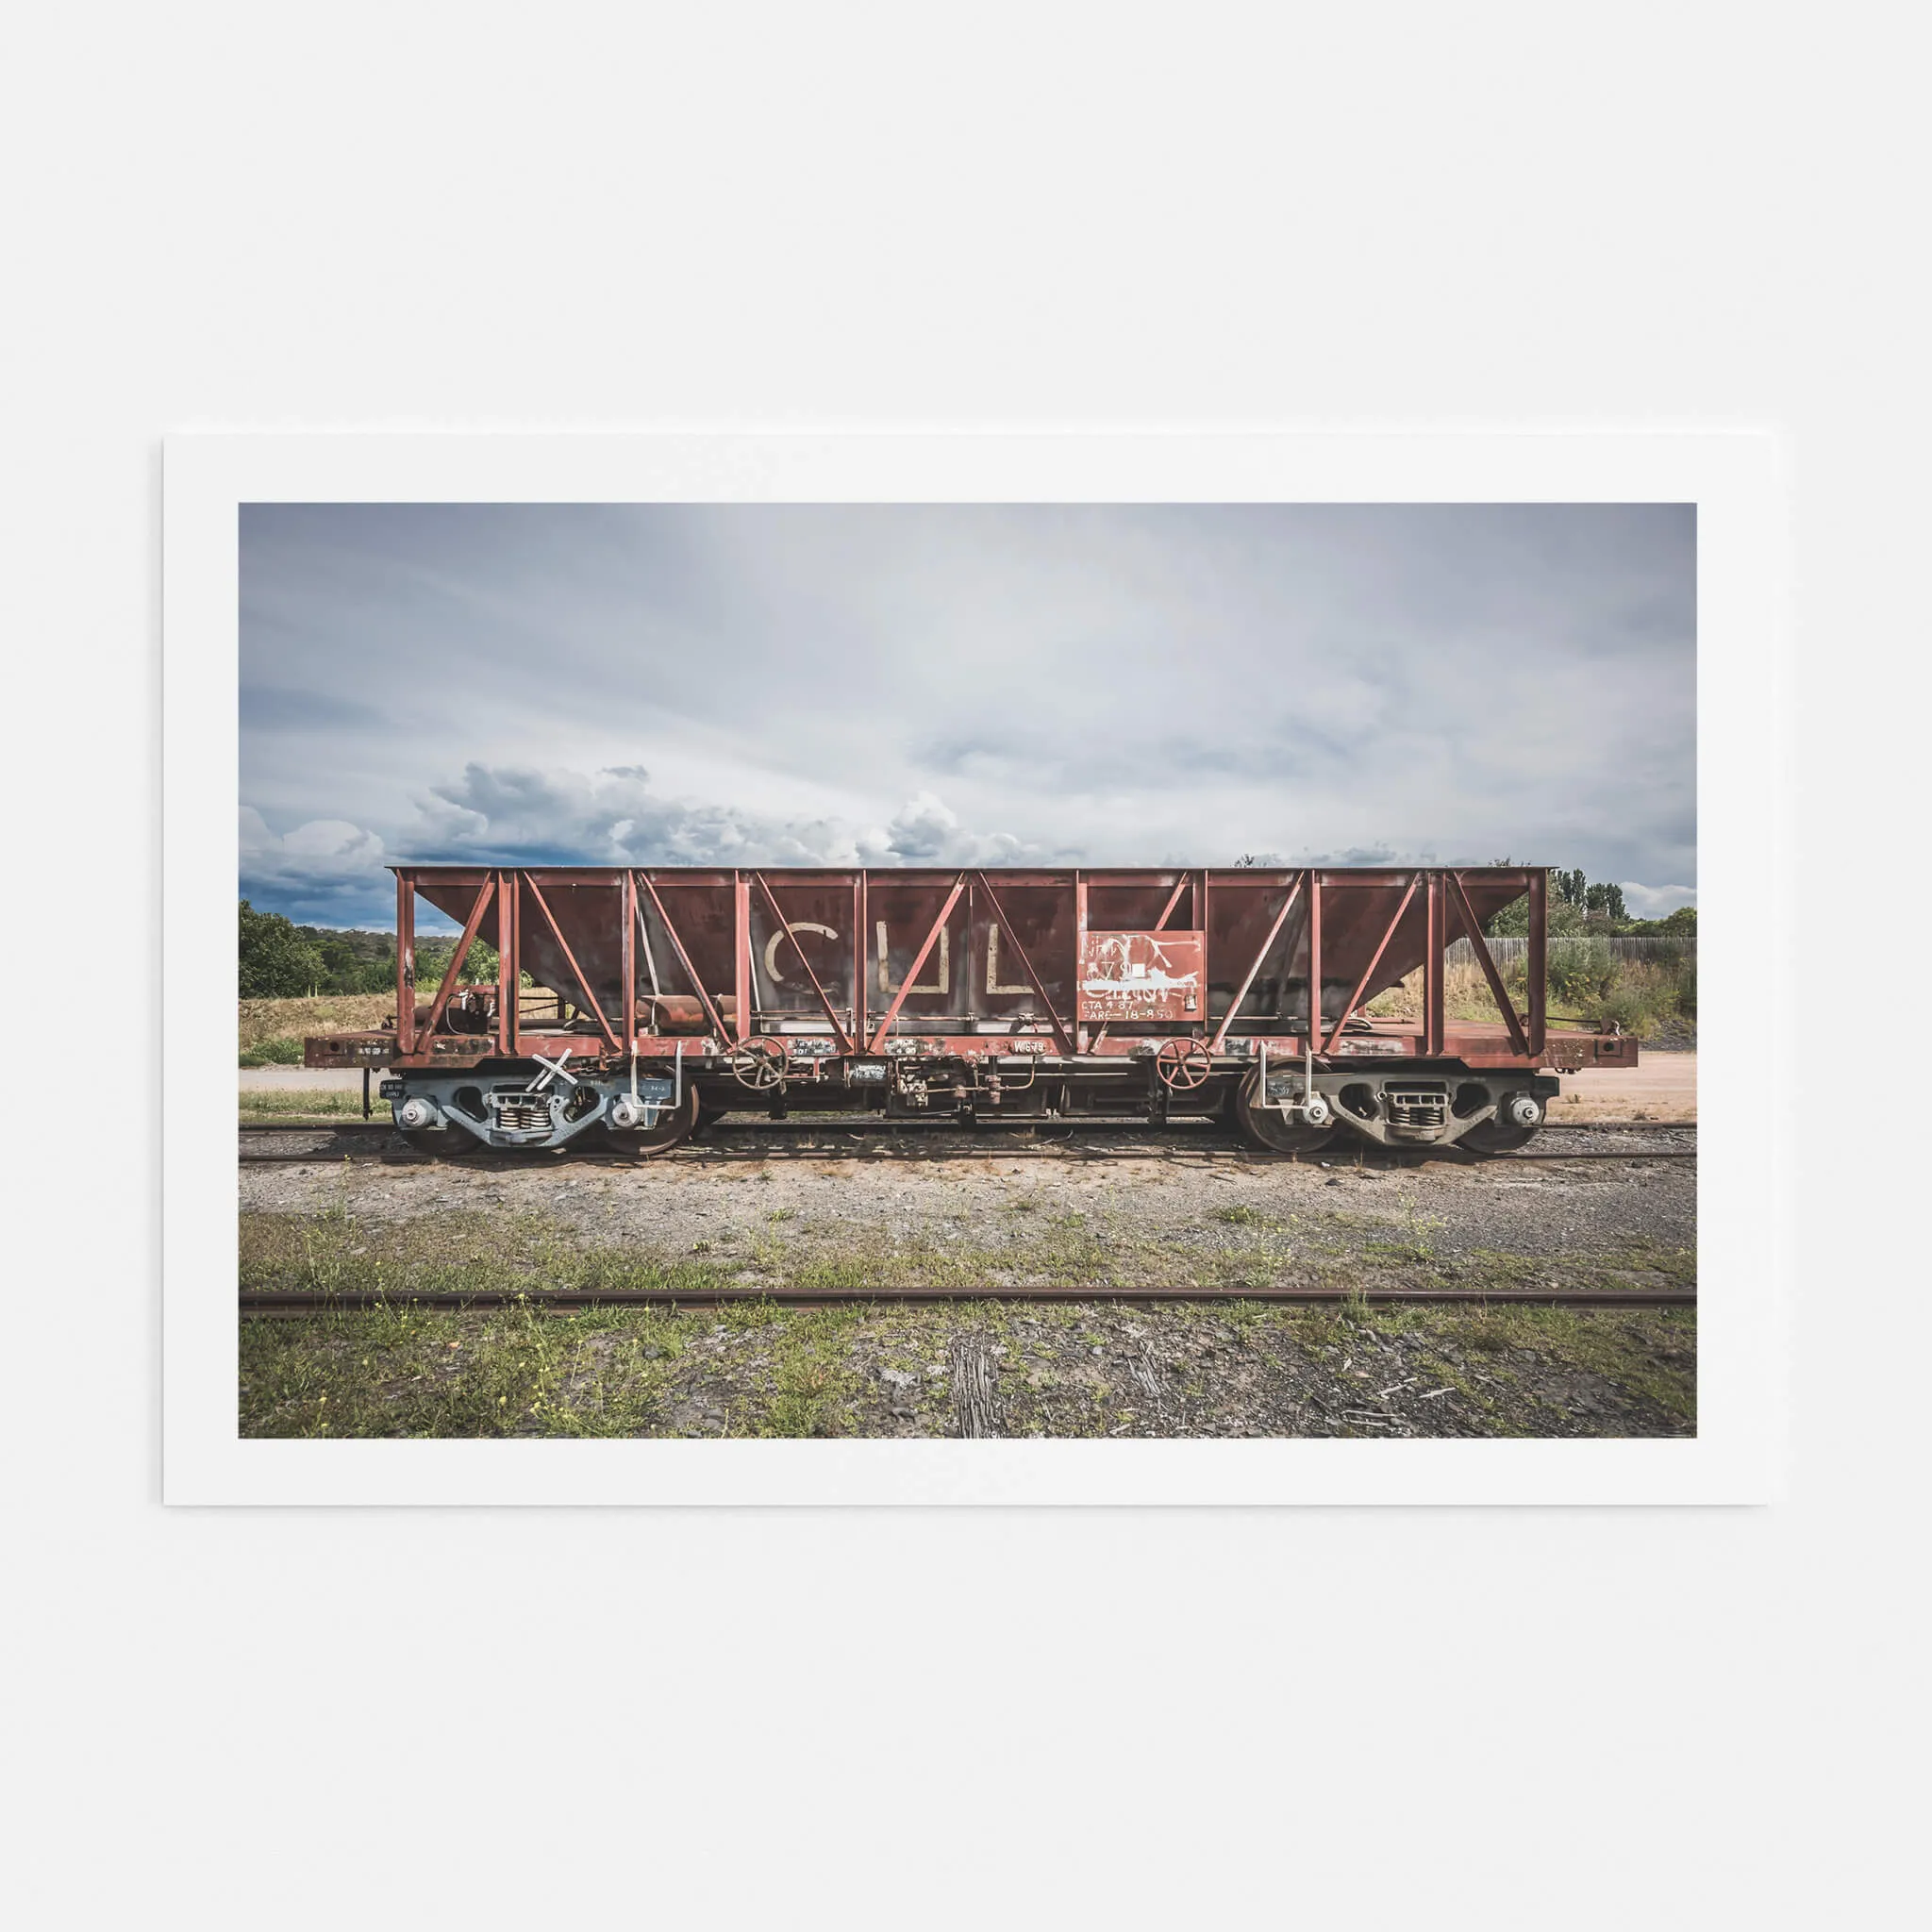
[239,1125,1695,1438]
[240,1127,1695,1270]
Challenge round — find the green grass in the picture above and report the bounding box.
[238,1201,1696,1438]
[241,1286,1696,1439]
[239,992,393,1055]
[239,1035,305,1068]
[239,1196,1693,1303]
[239,1089,372,1120]
[1425,1302,1695,1424]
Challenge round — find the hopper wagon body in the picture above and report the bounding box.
[305,865,1637,1158]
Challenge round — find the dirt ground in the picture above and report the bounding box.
[1548,1047,1695,1121]
[238,1122,1695,1440]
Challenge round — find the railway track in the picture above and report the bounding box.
[239,1115,1694,1314]
[238,1118,1696,1168]
[241,1282,1695,1315]
[239,1116,1694,1134]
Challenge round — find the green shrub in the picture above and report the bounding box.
[239,901,326,997]
[416,936,502,986]
[239,1035,305,1068]
[1582,988,1662,1038]
[1673,954,1697,1019]
[1548,938,1617,1006]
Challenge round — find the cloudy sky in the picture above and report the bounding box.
[240,503,1695,929]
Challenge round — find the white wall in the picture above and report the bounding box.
[3,6,1910,1928]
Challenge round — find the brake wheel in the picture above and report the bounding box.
[728,1039,790,1091]
[1154,1038,1213,1091]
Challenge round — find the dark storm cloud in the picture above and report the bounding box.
[240,504,1695,926]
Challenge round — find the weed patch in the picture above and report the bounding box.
[1211,1204,1270,1226]
[239,1035,305,1068]
[239,1089,372,1120]
[240,994,393,1057]
[237,1203,1695,1439]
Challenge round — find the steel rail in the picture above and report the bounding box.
[240,1142,1696,1168]
[240,1120,1695,1168]
[238,1116,1697,1136]
[241,1283,1695,1314]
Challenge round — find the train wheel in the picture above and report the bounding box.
[590,1087,701,1160]
[1458,1094,1544,1155]
[1231,1066,1338,1156]
[400,1128,484,1158]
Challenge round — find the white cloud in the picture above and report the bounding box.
[240,807,388,915]
[240,505,1696,921]
[1619,881,1696,918]
[238,767,1699,933]
[856,791,1038,866]
[407,765,1048,874]
[240,768,1054,923]
[414,762,846,866]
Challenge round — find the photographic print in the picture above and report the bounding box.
[231,496,1697,1447]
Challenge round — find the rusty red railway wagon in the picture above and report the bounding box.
[306,865,1637,1158]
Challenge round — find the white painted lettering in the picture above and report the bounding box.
[876,921,949,994]
[986,925,1030,994]
[762,922,840,985]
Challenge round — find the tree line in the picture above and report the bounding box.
[1228,859,1693,937]
[238,901,500,998]
[1481,864,1694,938]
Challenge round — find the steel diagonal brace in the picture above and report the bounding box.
[530,1049,578,1091]
[417,878,494,1041]
[754,872,853,1053]
[636,872,733,1046]
[1446,873,1531,1058]
[1322,874,1419,1052]
[523,874,622,1053]
[1209,874,1305,1053]
[868,880,965,1053]
[972,871,1074,1057]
